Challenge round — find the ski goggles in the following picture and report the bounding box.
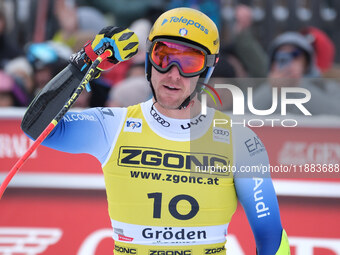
[274,49,304,69]
[147,39,218,77]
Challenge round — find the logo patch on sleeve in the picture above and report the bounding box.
[124,118,142,133]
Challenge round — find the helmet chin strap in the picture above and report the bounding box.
[177,88,198,110]
[177,67,214,110]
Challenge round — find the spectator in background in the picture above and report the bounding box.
[231,4,268,78]
[208,4,268,101]
[74,6,109,52]
[4,57,34,102]
[106,64,151,107]
[300,26,336,75]
[0,71,28,107]
[52,0,78,49]
[53,1,110,53]
[0,10,24,68]
[77,0,162,28]
[269,32,320,79]
[77,6,108,34]
[26,41,71,94]
[53,1,111,108]
[252,31,340,116]
[167,0,221,29]
[202,3,268,110]
[219,44,248,79]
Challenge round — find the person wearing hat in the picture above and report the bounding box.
[0,71,28,107]
[21,8,289,254]
[252,31,340,116]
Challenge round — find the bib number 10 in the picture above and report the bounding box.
[148,192,199,220]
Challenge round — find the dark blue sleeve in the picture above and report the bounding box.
[235,177,283,254]
[233,126,283,255]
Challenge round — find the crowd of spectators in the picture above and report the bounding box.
[0,0,339,116]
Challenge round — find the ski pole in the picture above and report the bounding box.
[0,50,112,199]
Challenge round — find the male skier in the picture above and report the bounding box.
[22,7,290,254]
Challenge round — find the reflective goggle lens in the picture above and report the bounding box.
[150,41,206,75]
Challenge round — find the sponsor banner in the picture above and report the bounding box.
[1,190,340,255]
[1,118,339,179]
[252,126,340,178]
[0,190,113,255]
[111,219,227,245]
[0,119,101,174]
[1,117,339,180]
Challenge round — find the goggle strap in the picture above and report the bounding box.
[206,54,218,67]
[146,40,152,53]
[178,89,198,110]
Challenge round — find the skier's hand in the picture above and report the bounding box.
[84,26,139,71]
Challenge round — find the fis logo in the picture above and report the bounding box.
[179,28,188,36]
[124,118,142,133]
[162,16,209,34]
[201,84,223,107]
[127,121,141,129]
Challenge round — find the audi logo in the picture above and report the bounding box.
[213,129,229,136]
[150,108,170,127]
